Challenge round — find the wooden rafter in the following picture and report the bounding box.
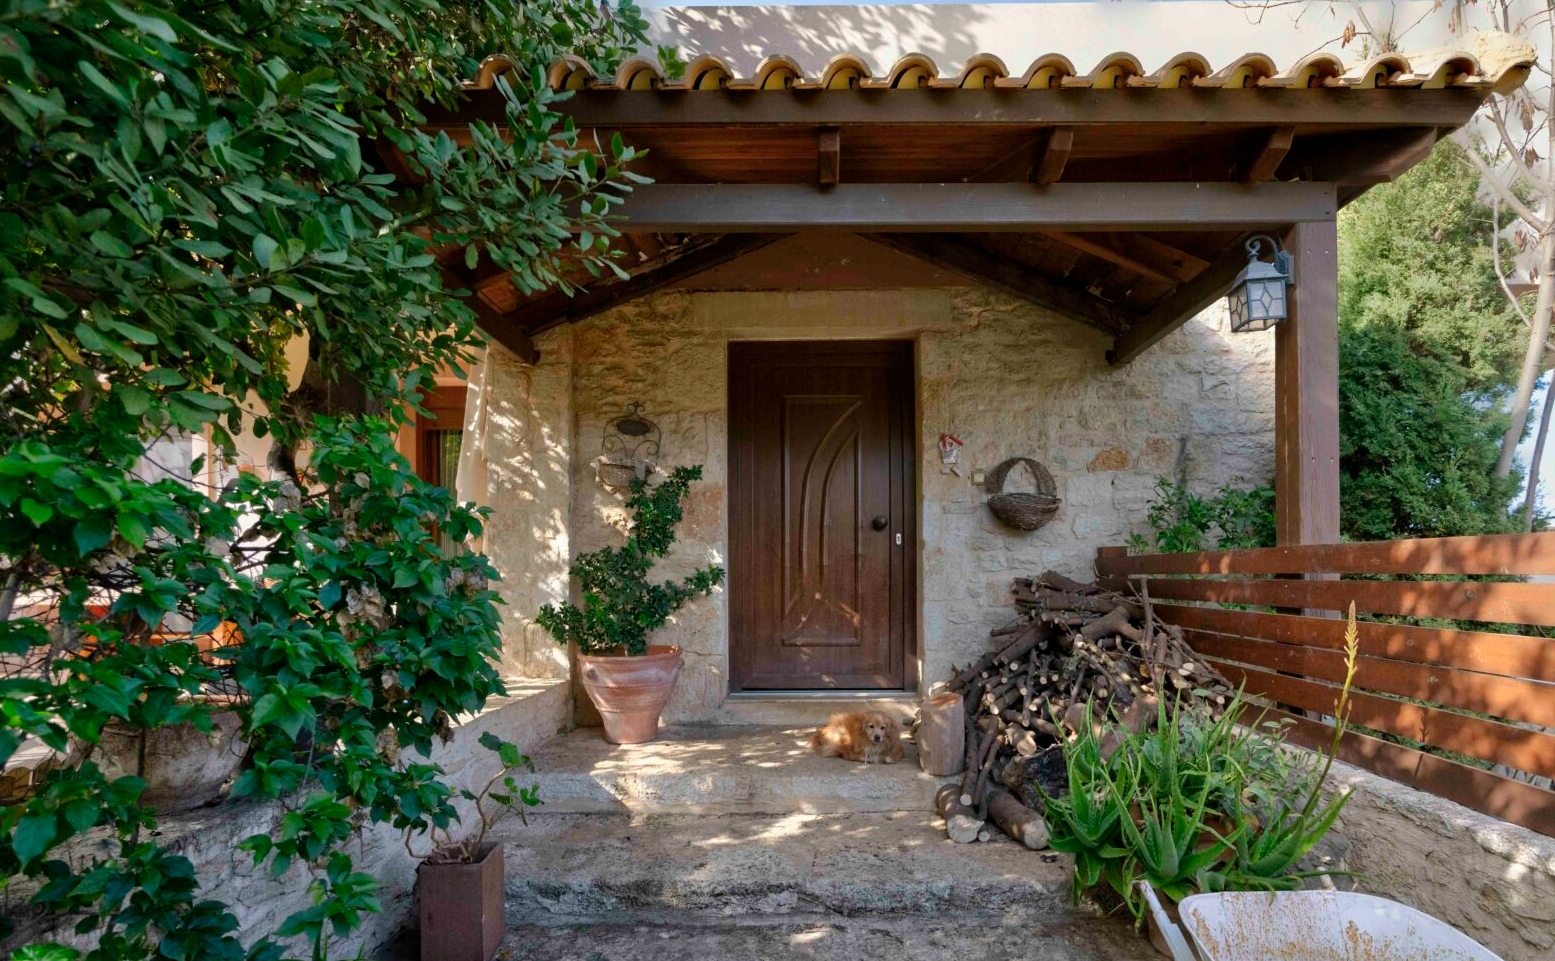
[448,269,540,365]
[1037,231,1204,284]
[1278,126,1440,187]
[1241,126,1296,184]
[511,233,792,336]
[1032,126,1073,186]
[610,182,1337,233]
[818,126,840,185]
[862,232,1130,334]
[1107,234,1253,365]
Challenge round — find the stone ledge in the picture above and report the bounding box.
[525,725,949,815]
[1321,759,1555,961]
[496,810,1078,924]
[0,677,568,960]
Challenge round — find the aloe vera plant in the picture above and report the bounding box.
[1044,604,1361,920]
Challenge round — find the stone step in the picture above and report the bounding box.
[526,725,945,815]
[500,913,1160,960]
[496,810,1083,926]
[710,693,920,728]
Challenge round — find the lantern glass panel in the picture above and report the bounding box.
[1229,256,1291,333]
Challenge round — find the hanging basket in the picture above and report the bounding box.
[596,457,655,493]
[985,456,1060,532]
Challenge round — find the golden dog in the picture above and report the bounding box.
[808,711,904,765]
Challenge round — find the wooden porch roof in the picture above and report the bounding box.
[420,39,1532,365]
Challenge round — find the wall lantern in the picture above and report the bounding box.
[1228,235,1294,333]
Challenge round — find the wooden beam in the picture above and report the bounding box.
[1275,219,1341,546]
[1122,234,1210,282]
[1040,231,1178,284]
[1278,127,1440,188]
[1107,235,1253,365]
[436,261,541,364]
[861,233,1130,334]
[516,234,791,335]
[466,291,539,365]
[1241,125,1295,184]
[1033,126,1073,186]
[818,126,840,185]
[425,88,1489,131]
[610,182,1337,233]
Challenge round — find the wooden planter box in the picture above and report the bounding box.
[418,842,505,961]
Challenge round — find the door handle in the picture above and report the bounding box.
[871,515,889,531]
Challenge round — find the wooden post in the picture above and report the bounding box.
[1274,220,1341,546]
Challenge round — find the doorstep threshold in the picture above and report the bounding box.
[725,690,915,700]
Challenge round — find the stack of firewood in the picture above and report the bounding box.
[933,570,1235,845]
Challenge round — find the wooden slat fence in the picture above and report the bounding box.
[1095,533,1555,838]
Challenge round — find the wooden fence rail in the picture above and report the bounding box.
[1095,534,1555,838]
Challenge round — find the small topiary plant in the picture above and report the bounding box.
[537,465,724,657]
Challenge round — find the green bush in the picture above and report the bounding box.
[537,466,725,657]
[0,0,661,957]
[1127,478,1275,554]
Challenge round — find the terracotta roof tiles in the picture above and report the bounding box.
[503,42,1532,96]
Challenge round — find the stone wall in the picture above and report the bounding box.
[1,681,569,959]
[480,331,574,680]
[1320,760,1555,961]
[544,286,1274,721]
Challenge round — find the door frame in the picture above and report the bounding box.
[726,339,918,693]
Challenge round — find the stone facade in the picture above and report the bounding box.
[482,284,1275,722]
[481,334,575,680]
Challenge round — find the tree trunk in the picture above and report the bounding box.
[1523,373,1555,529]
[1497,230,1555,477]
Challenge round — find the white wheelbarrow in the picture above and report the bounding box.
[1138,883,1504,961]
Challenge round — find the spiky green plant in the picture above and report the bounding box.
[1044,608,1360,919]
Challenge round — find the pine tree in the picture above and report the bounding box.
[1337,140,1524,539]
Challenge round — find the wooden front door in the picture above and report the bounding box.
[728,341,915,690]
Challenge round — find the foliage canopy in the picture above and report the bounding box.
[0,0,657,957]
[1337,140,1524,540]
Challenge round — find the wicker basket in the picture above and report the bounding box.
[985,456,1060,532]
[596,458,654,493]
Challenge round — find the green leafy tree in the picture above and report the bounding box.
[0,0,659,957]
[1337,140,1524,540]
[537,467,724,657]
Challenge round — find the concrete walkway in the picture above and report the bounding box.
[483,725,1158,961]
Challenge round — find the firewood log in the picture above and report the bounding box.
[1036,571,1095,594]
[1079,605,1142,643]
[935,784,984,844]
[993,625,1046,666]
[986,787,1050,850]
[973,727,1002,819]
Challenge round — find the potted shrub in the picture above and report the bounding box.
[537,465,724,744]
[411,733,541,961]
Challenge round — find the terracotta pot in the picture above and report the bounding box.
[69,710,247,813]
[418,842,504,961]
[578,645,682,744]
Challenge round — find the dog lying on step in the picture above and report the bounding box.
[809,711,904,764]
